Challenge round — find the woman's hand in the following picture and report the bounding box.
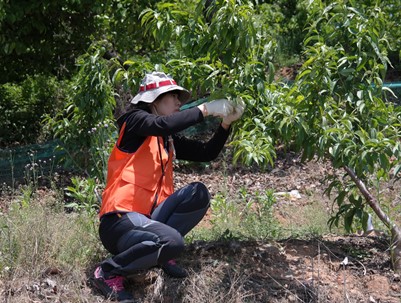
[221,98,245,129]
[199,99,234,117]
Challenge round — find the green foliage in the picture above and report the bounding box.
[65,176,101,216]
[231,114,276,166]
[209,188,281,240]
[0,1,105,83]
[139,0,276,96]
[0,75,66,147]
[299,1,401,170]
[364,0,401,68]
[269,0,401,232]
[257,0,308,64]
[44,44,117,181]
[326,178,371,233]
[134,0,278,166]
[0,0,199,83]
[98,0,173,55]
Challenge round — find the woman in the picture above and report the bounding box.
[92,71,243,302]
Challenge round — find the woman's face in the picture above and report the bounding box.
[152,91,181,116]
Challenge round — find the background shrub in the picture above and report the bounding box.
[0,75,66,147]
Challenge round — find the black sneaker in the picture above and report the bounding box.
[91,266,136,302]
[161,259,188,278]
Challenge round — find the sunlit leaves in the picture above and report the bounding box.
[135,0,279,168]
[288,0,401,233]
[45,44,117,181]
[231,116,275,167]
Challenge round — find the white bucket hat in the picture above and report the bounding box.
[130,72,191,105]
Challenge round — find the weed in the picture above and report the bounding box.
[0,182,14,197]
[199,187,283,241]
[240,188,282,240]
[64,176,101,216]
[87,119,116,183]
[211,193,240,227]
[23,151,57,190]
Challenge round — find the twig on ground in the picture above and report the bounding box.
[264,271,304,302]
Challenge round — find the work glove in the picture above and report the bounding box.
[222,98,245,125]
[204,99,234,117]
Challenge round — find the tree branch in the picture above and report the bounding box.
[344,165,401,271]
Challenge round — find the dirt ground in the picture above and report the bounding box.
[166,152,401,303]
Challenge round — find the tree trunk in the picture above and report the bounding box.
[344,166,401,272]
[391,225,401,271]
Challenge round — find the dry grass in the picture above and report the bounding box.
[0,187,105,302]
[181,264,254,303]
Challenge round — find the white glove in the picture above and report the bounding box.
[222,98,245,125]
[204,99,234,117]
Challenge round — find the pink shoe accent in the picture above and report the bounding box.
[104,276,125,292]
[94,266,125,292]
[167,259,177,266]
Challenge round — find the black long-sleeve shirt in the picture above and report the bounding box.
[116,107,230,162]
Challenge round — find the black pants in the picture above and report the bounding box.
[99,182,210,277]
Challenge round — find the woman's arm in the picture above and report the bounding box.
[123,107,204,137]
[173,124,230,162]
[117,107,205,152]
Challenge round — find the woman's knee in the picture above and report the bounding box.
[158,228,185,263]
[190,181,210,208]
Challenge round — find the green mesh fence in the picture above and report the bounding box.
[179,97,221,136]
[0,140,66,184]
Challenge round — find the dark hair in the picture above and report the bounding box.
[128,101,151,111]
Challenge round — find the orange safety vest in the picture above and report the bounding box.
[99,123,174,217]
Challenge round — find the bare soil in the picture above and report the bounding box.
[164,153,401,303]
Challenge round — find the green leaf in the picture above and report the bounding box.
[393,164,401,177]
[344,208,355,233]
[335,190,347,207]
[339,68,355,76]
